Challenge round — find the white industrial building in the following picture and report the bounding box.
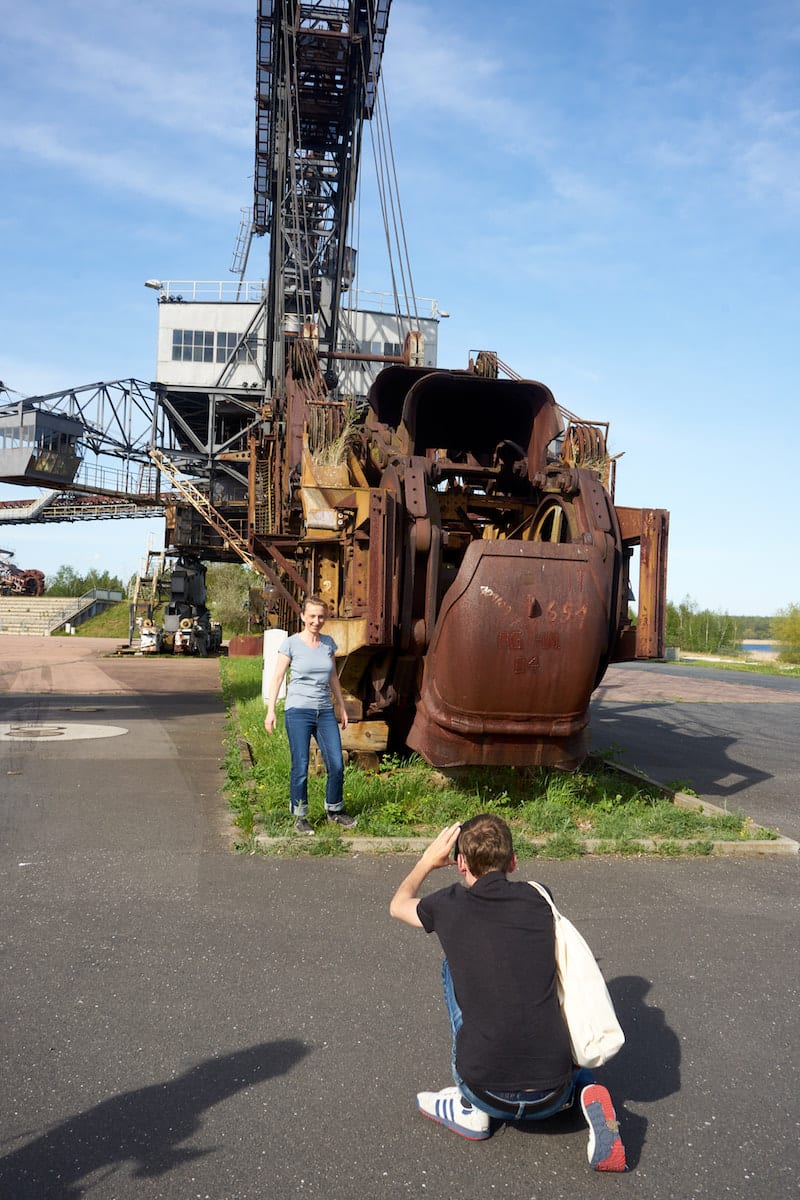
[150,281,441,400]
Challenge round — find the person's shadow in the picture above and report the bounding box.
[0,1039,310,1199]
[595,976,681,1168]
[511,976,680,1171]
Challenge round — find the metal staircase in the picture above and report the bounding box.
[149,448,303,618]
[149,449,256,568]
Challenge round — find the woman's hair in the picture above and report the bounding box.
[302,594,329,615]
[457,814,515,877]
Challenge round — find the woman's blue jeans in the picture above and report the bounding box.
[283,706,344,816]
[441,958,594,1121]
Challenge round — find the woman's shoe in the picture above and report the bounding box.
[326,811,357,827]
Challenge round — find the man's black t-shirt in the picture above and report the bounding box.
[417,872,573,1092]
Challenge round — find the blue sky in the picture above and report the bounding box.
[1,0,798,616]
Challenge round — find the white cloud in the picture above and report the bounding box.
[734,84,800,212]
[384,3,554,160]
[0,123,242,218]
[2,11,251,147]
[738,137,800,209]
[0,0,253,221]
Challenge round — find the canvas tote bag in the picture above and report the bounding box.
[528,882,625,1068]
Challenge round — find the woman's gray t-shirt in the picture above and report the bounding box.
[279,633,338,709]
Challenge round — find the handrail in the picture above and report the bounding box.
[45,588,124,633]
[149,449,302,618]
[153,281,442,317]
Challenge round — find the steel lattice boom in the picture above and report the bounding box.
[256,0,392,376]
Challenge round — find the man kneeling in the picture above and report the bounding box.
[389,814,626,1171]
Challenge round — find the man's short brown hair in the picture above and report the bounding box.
[457,814,514,877]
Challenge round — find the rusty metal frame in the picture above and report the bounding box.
[616,506,670,659]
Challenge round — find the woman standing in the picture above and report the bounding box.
[264,595,357,834]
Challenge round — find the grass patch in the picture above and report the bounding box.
[52,600,132,639]
[220,656,778,857]
[672,656,800,679]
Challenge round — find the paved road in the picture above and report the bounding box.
[591,661,800,840]
[1,639,798,1200]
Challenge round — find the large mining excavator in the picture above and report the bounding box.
[248,346,667,768]
[0,1,668,768]
[181,0,668,769]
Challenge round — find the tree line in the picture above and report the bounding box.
[666,598,800,663]
[45,565,126,597]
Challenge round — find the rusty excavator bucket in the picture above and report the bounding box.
[408,539,616,769]
[355,364,668,769]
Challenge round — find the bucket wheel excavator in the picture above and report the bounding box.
[200,0,668,768]
[0,1,668,769]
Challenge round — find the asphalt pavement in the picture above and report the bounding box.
[591,660,800,840]
[1,639,798,1200]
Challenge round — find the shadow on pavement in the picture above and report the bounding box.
[600,975,682,1169]
[592,701,772,801]
[0,692,224,724]
[0,1039,310,1200]
[508,975,679,1172]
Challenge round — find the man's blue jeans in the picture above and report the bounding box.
[284,706,345,816]
[441,958,594,1121]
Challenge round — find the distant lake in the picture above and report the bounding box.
[741,641,778,653]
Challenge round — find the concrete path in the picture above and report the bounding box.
[1,638,798,1199]
[0,634,224,696]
